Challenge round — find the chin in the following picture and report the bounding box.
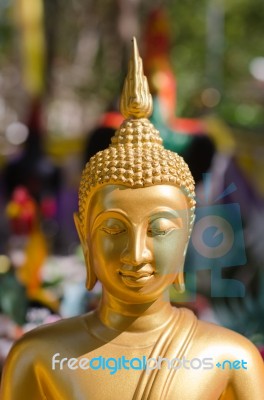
[107,285,168,305]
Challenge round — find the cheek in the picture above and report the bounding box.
[92,233,127,265]
[152,231,187,275]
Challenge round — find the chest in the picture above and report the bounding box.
[43,345,229,400]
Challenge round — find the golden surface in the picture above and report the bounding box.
[120,37,153,119]
[78,37,195,237]
[1,38,264,400]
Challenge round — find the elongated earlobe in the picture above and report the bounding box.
[173,271,185,293]
[173,240,189,293]
[73,212,97,291]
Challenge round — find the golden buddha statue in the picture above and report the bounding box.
[1,38,264,400]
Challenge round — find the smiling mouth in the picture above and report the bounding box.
[119,268,155,287]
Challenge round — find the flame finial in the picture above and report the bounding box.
[120,37,153,119]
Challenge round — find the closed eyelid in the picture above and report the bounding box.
[149,217,183,229]
[101,226,126,235]
[101,219,126,229]
[91,211,128,232]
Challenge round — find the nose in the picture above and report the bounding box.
[120,227,153,267]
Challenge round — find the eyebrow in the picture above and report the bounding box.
[91,208,184,232]
[97,209,128,218]
[98,208,181,219]
[91,209,128,231]
[148,209,181,220]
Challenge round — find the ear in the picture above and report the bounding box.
[173,271,185,294]
[173,241,189,293]
[73,212,97,291]
[188,211,196,239]
[74,212,86,247]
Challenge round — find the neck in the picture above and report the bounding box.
[97,289,176,332]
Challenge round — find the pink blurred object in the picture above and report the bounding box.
[40,196,57,218]
[258,346,264,360]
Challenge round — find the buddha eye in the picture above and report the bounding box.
[147,227,173,237]
[100,219,126,236]
[147,228,168,237]
[147,217,182,237]
[101,226,126,235]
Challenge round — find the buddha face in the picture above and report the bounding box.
[86,184,190,304]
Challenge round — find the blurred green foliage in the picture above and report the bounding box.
[0,0,13,57]
[0,0,264,127]
[166,0,264,126]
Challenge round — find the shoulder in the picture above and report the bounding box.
[195,317,264,373]
[16,315,85,344]
[195,320,264,398]
[180,307,263,365]
[180,308,264,397]
[5,313,93,365]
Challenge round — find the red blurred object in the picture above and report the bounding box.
[100,111,124,130]
[173,118,206,135]
[40,197,57,219]
[12,187,29,204]
[143,7,177,122]
[6,186,38,235]
[144,8,171,61]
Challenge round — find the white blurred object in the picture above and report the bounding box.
[60,281,87,318]
[250,57,264,82]
[41,255,88,317]
[0,338,13,364]
[5,122,29,145]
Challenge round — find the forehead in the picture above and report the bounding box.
[88,184,189,227]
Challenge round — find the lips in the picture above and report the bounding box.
[119,265,154,287]
[120,271,153,279]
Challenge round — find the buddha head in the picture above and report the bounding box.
[74,38,195,304]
